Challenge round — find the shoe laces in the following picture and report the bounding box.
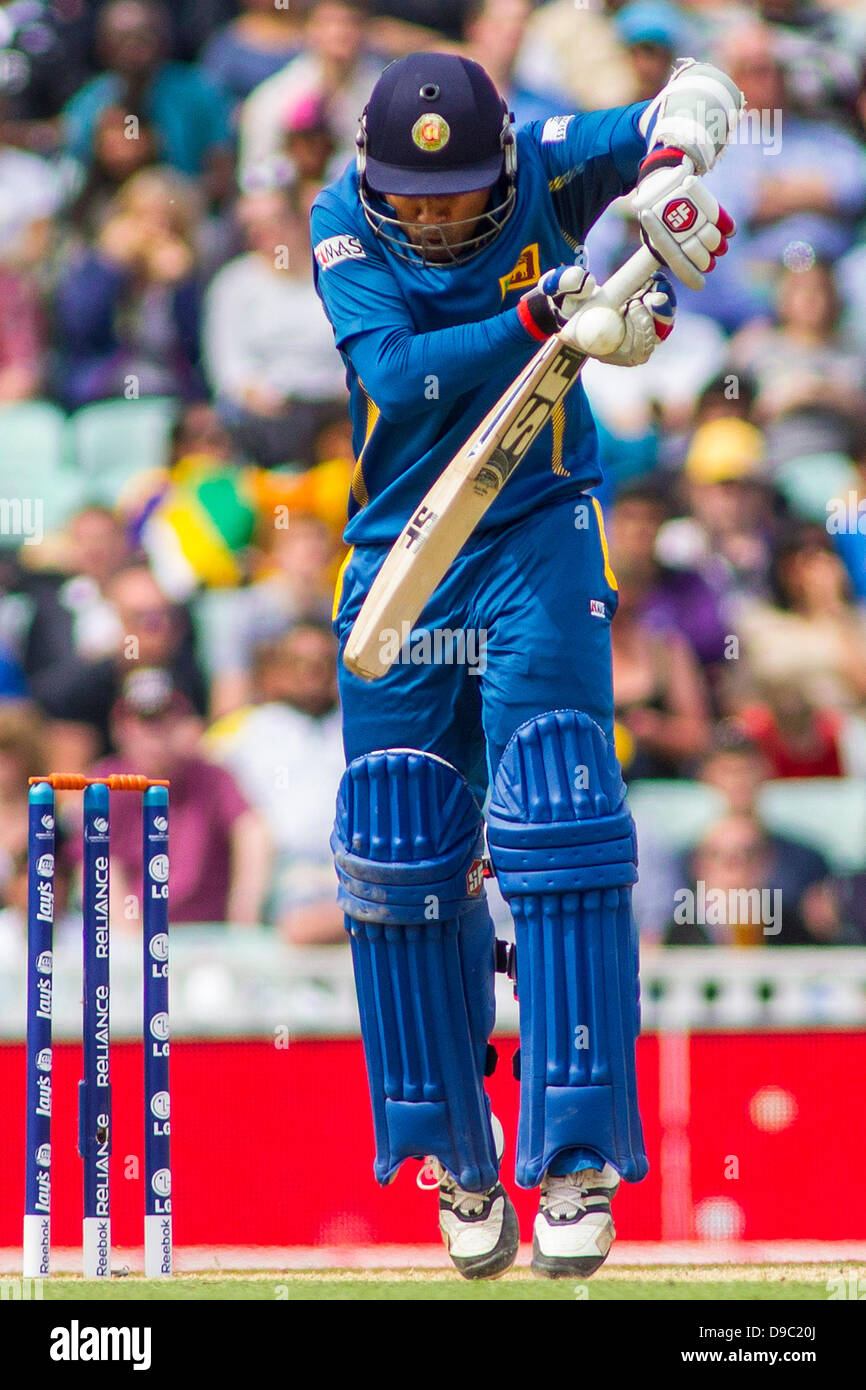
[540,1170,606,1220]
[417,1157,489,1215]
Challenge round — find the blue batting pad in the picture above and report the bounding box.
[332,749,499,1191]
[487,711,648,1186]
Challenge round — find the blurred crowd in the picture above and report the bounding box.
[0,0,865,953]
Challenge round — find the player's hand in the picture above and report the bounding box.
[633,153,735,291]
[517,263,598,341]
[594,271,677,367]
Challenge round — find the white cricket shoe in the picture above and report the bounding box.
[532,1163,620,1278]
[419,1158,520,1281]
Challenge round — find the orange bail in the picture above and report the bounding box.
[29,775,171,790]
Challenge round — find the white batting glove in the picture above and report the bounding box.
[633,151,735,291]
[591,271,677,366]
[517,263,598,340]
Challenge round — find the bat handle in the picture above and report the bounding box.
[595,244,663,311]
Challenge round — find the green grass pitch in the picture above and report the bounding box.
[20,1264,856,1300]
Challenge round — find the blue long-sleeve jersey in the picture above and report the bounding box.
[311,104,651,545]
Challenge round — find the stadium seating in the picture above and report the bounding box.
[757,777,866,874]
[69,397,177,505]
[0,401,84,537]
[773,452,859,523]
[626,779,728,853]
[628,775,866,874]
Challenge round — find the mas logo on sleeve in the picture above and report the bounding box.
[541,115,574,144]
[314,234,367,271]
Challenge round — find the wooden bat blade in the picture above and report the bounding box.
[343,334,583,679]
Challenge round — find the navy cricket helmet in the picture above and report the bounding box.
[356,53,517,264]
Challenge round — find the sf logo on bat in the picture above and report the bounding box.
[497,346,582,469]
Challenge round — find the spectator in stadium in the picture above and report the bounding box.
[198,511,339,717]
[280,93,338,203]
[654,418,780,621]
[754,0,864,124]
[0,703,48,898]
[203,184,347,468]
[169,401,236,468]
[837,235,866,358]
[607,484,729,676]
[201,0,306,110]
[729,259,866,460]
[463,0,572,128]
[726,21,866,255]
[66,105,162,242]
[613,0,688,104]
[63,0,234,203]
[23,506,132,679]
[0,88,68,398]
[87,667,270,926]
[696,724,835,913]
[238,0,382,190]
[30,562,208,769]
[692,371,759,430]
[736,679,848,779]
[819,872,866,945]
[165,0,241,62]
[206,621,345,942]
[108,404,241,586]
[0,702,76,955]
[650,366,760,471]
[736,524,866,714]
[513,0,636,112]
[52,167,204,409]
[664,813,825,946]
[0,89,68,258]
[693,21,866,330]
[367,0,468,45]
[0,265,45,403]
[611,560,712,781]
[0,1,94,148]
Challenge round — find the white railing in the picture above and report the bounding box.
[638,946,866,1030]
[1,928,864,1038]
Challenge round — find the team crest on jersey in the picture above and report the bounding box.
[412,113,450,152]
[314,234,367,270]
[499,243,541,297]
[541,115,574,144]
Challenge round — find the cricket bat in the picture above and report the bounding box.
[343,242,660,681]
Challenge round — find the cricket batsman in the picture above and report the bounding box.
[314,51,741,1278]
